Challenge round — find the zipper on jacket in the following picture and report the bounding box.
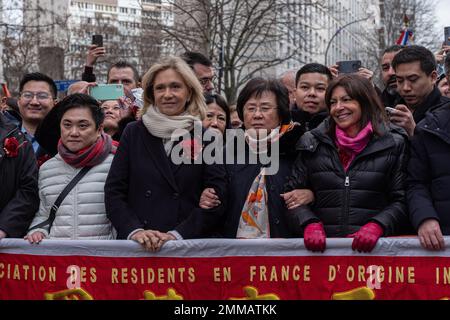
[343,175,350,235]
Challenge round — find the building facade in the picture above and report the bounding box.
[276,0,381,76]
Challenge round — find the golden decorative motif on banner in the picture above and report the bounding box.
[332,286,375,300]
[143,288,183,300]
[44,288,94,300]
[230,286,280,300]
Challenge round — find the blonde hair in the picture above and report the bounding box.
[141,56,206,119]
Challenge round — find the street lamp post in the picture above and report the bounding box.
[217,1,224,95]
[324,16,371,66]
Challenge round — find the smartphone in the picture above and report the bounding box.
[445,26,450,46]
[385,107,397,115]
[337,60,362,74]
[89,84,124,101]
[92,34,103,47]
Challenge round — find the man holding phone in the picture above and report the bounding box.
[81,35,141,95]
[389,45,450,137]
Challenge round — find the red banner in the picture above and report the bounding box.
[1,238,450,300]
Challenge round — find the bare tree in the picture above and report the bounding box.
[359,0,440,87]
[379,0,439,49]
[0,1,69,93]
[149,0,326,102]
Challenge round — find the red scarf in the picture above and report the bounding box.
[335,122,373,171]
[58,133,117,168]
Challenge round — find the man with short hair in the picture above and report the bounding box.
[106,60,141,94]
[181,51,215,94]
[279,70,297,109]
[291,63,333,135]
[389,45,450,137]
[17,72,57,155]
[379,44,404,108]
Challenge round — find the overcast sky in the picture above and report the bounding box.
[435,0,450,31]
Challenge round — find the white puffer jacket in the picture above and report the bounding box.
[28,154,115,240]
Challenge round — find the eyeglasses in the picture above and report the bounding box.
[243,105,278,114]
[20,91,52,101]
[199,76,217,86]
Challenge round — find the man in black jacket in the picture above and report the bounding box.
[0,113,39,239]
[389,45,450,137]
[407,102,450,250]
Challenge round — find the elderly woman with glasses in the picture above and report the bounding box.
[200,78,313,238]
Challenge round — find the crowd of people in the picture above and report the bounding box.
[1,40,450,254]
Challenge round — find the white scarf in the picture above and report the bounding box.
[245,126,281,154]
[142,106,202,155]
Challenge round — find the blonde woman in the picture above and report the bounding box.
[105,56,227,251]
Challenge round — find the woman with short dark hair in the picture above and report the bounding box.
[26,94,116,242]
[285,74,409,253]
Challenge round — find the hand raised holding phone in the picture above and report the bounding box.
[86,35,105,67]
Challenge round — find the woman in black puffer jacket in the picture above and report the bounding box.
[285,74,409,253]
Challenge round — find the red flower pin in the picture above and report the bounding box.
[3,137,26,158]
[181,138,202,160]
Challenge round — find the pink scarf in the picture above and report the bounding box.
[335,122,373,171]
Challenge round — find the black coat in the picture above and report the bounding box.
[285,120,409,237]
[407,103,450,234]
[104,121,227,239]
[222,125,302,238]
[290,107,328,136]
[0,113,39,237]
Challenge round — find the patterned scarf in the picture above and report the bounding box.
[335,122,373,172]
[236,168,270,239]
[236,123,296,239]
[58,133,117,168]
